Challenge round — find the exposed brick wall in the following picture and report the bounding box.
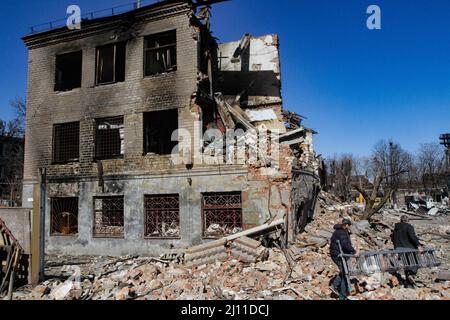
[24,10,200,182]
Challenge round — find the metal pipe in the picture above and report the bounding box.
[39,168,46,282]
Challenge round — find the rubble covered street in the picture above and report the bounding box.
[11,192,449,301]
[0,0,449,306]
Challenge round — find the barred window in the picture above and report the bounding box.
[144,30,177,76]
[53,122,80,164]
[95,117,124,160]
[94,197,124,238]
[202,192,243,238]
[145,194,180,238]
[50,198,78,236]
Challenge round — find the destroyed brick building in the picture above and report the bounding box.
[21,0,321,257]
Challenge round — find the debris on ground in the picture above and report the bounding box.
[9,192,450,301]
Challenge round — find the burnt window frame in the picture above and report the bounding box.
[93,196,125,238]
[50,197,79,237]
[52,121,80,164]
[201,192,243,239]
[143,109,179,156]
[94,116,125,161]
[144,194,181,239]
[144,30,177,77]
[95,42,127,86]
[54,51,83,92]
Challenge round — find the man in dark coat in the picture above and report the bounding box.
[392,215,423,287]
[329,219,359,300]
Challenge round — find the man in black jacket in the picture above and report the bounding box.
[329,219,359,300]
[392,215,423,287]
[392,215,422,250]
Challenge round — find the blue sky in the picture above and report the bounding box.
[0,0,449,157]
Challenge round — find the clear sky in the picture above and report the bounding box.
[0,0,449,157]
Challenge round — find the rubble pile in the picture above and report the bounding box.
[10,192,450,301]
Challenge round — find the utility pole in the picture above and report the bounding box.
[440,133,450,191]
[31,168,46,284]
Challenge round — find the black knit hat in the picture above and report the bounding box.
[342,218,352,226]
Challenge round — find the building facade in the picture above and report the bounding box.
[22,0,320,256]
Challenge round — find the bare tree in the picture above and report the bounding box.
[0,97,26,206]
[8,97,26,138]
[326,154,355,201]
[371,140,411,203]
[352,140,410,220]
[417,143,446,191]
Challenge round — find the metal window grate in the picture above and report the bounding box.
[51,198,79,236]
[94,197,124,237]
[202,192,243,238]
[144,194,180,238]
[95,117,124,160]
[53,122,80,163]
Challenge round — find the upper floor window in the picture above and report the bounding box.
[55,51,82,92]
[53,122,80,164]
[96,42,126,85]
[0,143,3,156]
[95,116,124,160]
[144,30,177,76]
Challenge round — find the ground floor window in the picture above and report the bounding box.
[50,197,79,236]
[93,196,124,237]
[144,194,180,238]
[202,192,243,238]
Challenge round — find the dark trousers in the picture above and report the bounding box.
[331,259,350,299]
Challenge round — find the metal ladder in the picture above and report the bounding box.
[337,241,441,288]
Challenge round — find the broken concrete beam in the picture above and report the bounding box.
[224,218,285,242]
[184,235,266,268]
[354,220,370,230]
[185,240,227,255]
[316,229,333,239]
[231,237,266,263]
[437,271,450,281]
[185,252,229,268]
[234,236,262,250]
[184,219,283,257]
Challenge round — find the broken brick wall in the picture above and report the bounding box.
[22,3,200,207]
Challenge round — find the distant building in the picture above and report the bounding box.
[0,135,24,207]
